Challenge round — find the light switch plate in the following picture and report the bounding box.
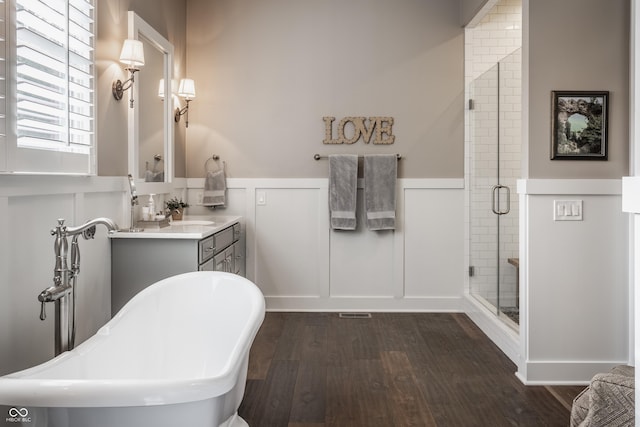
[553,200,583,221]
[257,191,267,206]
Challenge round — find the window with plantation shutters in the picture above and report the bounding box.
[2,0,95,174]
[0,1,6,171]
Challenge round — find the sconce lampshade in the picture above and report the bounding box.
[119,39,145,68]
[178,78,196,100]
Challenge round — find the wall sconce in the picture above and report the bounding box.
[175,78,196,128]
[112,39,145,108]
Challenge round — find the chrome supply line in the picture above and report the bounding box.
[38,217,119,356]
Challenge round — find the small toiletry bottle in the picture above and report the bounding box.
[148,194,155,219]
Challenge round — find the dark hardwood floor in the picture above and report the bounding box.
[239,312,584,427]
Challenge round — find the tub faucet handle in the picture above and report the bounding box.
[39,299,46,321]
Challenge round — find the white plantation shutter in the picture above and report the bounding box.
[0,1,6,171]
[8,0,95,174]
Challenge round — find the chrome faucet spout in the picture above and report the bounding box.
[38,216,119,355]
[65,217,119,236]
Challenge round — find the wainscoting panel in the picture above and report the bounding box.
[404,188,465,298]
[188,178,465,311]
[329,190,395,298]
[517,179,629,383]
[7,193,76,369]
[0,176,126,376]
[186,178,466,311]
[255,187,325,298]
[78,191,125,341]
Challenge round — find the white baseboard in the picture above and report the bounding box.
[518,361,627,385]
[264,296,464,312]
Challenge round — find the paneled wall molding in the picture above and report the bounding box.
[622,176,640,213]
[517,178,622,195]
[518,178,628,384]
[0,175,126,197]
[0,178,126,375]
[186,177,465,313]
[0,196,9,373]
[0,176,188,198]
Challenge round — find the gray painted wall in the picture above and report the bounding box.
[460,0,489,26]
[527,0,629,178]
[185,0,464,179]
[96,0,187,178]
[95,0,630,180]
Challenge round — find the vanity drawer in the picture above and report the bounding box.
[214,226,234,253]
[199,236,215,264]
[199,257,214,271]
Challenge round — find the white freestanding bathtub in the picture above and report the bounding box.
[0,271,265,427]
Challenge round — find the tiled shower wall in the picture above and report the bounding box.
[465,0,522,308]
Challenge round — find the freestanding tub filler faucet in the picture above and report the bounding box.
[38,217,119,356]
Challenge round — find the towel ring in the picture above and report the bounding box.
[205,155,223,173]
[147,156,164,174]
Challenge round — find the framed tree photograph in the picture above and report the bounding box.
[551,90,608,160]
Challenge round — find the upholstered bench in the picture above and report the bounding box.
[570,365,634,427]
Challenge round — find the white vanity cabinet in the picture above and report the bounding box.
[110,219,243,315]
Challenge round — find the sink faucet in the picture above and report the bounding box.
[38,217,119,355]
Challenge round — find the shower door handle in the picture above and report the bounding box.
[491,185,511,215]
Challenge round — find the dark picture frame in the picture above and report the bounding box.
[550,90,608,160]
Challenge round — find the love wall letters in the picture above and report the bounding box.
[323,116,395,145]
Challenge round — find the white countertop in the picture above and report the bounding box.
[109,215,241,240]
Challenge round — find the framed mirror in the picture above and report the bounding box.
[127,11,174,189]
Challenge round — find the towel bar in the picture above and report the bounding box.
[313,153,401,161]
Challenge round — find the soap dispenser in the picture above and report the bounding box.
[148,194,155,219]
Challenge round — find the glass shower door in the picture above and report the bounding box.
[469,49,521,327]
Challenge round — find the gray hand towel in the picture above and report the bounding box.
[144,170,164,182]
[364,154,397,230]
[203,162,227,207]
[329,154,358,230]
